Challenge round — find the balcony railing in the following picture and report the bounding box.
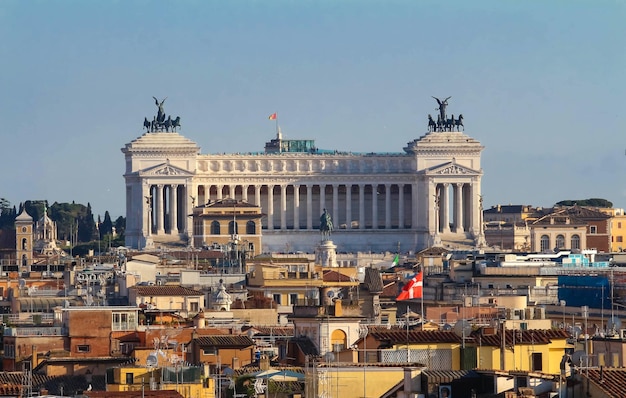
[4,326,67,336]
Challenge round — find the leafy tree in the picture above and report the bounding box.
[0,198,16,229]
[556,198,613,208]
[24,200,48,221]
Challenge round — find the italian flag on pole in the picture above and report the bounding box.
[391,254,399,266]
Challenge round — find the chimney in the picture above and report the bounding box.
[334,300,343,317]
[259,354,270,371]
[31,345,38,370]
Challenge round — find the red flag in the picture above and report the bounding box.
[268,113,277,120]
[396,272,423,300]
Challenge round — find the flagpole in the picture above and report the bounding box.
[421,264,425,324]
[275,113,278,136]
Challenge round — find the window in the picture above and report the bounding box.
[228,220,238,235]
[77,345,90,353]
[571,235,580,250]
[273,294,281,305]
[618,236,624,243]
[203,348,217,355]
[125,373,134,385]
[190,302,199,312]
[619,222,622,228]
[290,293,298,305]
[112,312,138,331]
[211,221,220,235]
[246,220,256,234]
[540,235,550,252]
[531,352,543,371]
[590,225,597,234]
[555,235,565,249]
[22,238,28,250]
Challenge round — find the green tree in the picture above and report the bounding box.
[0,198,16,229]
[78,203,96,242]
[114,216,126,238]
[556,198,613,208]
[100,211,113,238]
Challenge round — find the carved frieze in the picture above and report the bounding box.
[437,165,470,175]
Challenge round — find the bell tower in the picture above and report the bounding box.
[15,208,33,269]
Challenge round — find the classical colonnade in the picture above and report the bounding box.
[141,179,478,239]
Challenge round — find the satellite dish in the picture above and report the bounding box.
[324,352,335,362]
[18,279,26,288]
[442,323,452,331]
[608,316,622,331]
[326,290,335,298]
[453,320,472,338]
[146,353,158,368]
[337,292,344,299]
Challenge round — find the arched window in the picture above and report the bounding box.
[210,221,221,235]
[228,221,238,235]
[22,238,27,250]
[555,235,565,249]
[331,329,347,352]
[22,254,27,266]
[571,234,580,250]
[246,220,256,234]
[540,235,550,252]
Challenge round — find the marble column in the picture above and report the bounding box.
[372,185,378,229]
[156,185,164,234]
[293,184,300,230]
[442,183,450,233]
[254,185,261,206]
[306,185,313,230]
[242,184,249,203]
[319,184,326,216]
[332,184,339,228]
[359,184,365,230]
[346,184,352,229]
[428,179,437,232]
[455,183,464,233]
[267,185,274,230]
[398,184,405,229]
[280,185,287,230]
[204,184,211,204]
[216,185,223,200]
[385,183,391,229]
[170,184,179,234]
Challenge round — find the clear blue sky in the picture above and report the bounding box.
[1,1,624,220]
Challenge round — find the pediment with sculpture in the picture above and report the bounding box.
[140,162,194,177]
[427,161,479,176]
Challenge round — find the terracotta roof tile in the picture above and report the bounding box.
[194,335,254,347]
[364,267,384,293]
[131,286,204,296]
[322,270,353,282]
[472,329,570,347]
[368,330,462,346]
[585,368,626,397]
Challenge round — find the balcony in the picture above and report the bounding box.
[4,326,67,337]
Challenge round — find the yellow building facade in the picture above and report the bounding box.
[105,365,215,398]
